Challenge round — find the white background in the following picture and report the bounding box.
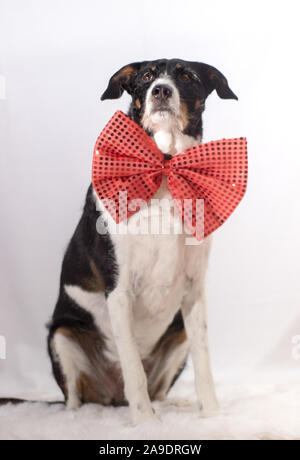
[0,0,300,398]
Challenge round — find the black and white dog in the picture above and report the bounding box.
[47,59,237,424]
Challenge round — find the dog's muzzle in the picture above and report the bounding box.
[151,84,173,111]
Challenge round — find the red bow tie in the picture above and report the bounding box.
[92,111,247,240]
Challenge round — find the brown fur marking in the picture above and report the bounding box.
[149,376,165,399]
[194,99,203,110]
[80,260,105,292]
[76,372,104,404]
[145,328,187,400]
[55,327,74,339]
[179,101,190,130]
[113,66,134,84]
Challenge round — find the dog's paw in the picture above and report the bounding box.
[161,397,191,408]
[198,398,220,417]
[131,408,161,426]
[66,396,81,411]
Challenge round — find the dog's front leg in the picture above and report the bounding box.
[182,292,219,416]
[107,288,158,425]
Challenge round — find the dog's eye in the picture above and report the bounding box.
[179,72,192,82]
[142,71,154,82]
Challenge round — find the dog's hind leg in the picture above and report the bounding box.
[146,312,189,401]
[49,327,91,409]
[49,325,123,409]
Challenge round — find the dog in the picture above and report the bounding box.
[47,58,238,425]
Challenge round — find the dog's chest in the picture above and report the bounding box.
[108,193,189,356]
[125,195,187,317]
[92,129,202,358]
[105,180,188,310]
[127,235,187,357]
[95,181,192,356]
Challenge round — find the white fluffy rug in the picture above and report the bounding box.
[0,364,299,440]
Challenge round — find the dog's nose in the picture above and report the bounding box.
[152,84,173,100]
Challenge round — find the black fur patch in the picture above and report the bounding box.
[47,185,118,342]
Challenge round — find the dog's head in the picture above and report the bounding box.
[101,58,237,140]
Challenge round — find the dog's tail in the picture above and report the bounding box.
[0,397,64,406]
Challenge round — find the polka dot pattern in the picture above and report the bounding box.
[92,111,248,240]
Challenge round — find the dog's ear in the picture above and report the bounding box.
[101,62,142,100]
[191,62,238,100]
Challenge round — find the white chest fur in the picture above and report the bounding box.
[65,125,208,362]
